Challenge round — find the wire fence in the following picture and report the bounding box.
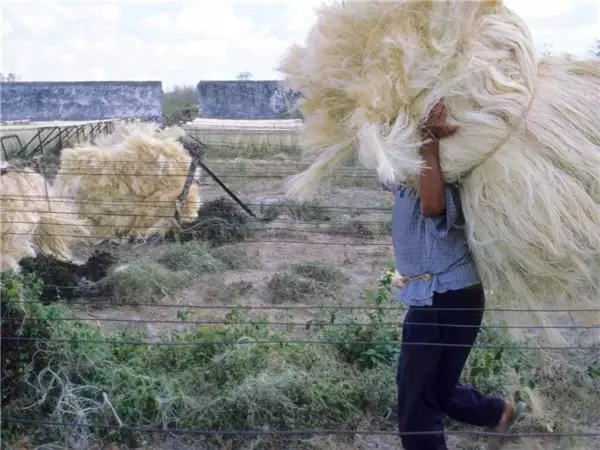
[3,336,599,350]
[2,139,600,448]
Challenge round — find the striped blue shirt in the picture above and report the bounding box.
[385,183,480,307]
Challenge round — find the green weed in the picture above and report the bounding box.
[2,265,597,450]
[323,262,403,369]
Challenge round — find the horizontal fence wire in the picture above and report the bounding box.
[3,168,379,179]
[6,159,320,167]
[9,299,600,314]
[2,418,600,438]
[2,336,598,350]
[4,316,600,330]
[2,201,392,213]
[2,221,391,235]
[1,234,391,246]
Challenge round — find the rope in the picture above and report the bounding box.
[458,87,537,182]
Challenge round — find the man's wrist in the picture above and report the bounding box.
[420,127,438,142]
[420,140,439,155]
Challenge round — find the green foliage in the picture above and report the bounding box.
[1,271,68,436]
[3,264,596,449]
[1,270,44,308]
[462,323,532,402]
[1,270,68,340]
[162,85,199,126]
[588,363,600,379]
[323,261,403,369]
[1,293,397,448]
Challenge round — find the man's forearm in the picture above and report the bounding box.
[419,141,446,217]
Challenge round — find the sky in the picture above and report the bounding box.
[1,0,599,90]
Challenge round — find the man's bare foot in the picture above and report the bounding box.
[488,401,526,450]
[498,401,515,427]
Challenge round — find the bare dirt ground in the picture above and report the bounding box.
[72,164,395,337]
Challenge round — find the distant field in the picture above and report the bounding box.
[1,118,303,160]
[184,117,302,159]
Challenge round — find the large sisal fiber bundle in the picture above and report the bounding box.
[53,121,202,241]
[0,164,89,272]
[279,0,600,319]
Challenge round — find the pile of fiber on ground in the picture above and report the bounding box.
[167,197,256,246]
[53,121,202,242]
[279,0,600,324]
[0,164,89,272]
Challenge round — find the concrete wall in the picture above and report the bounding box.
[197,80,302,120]
[0,81,163,122]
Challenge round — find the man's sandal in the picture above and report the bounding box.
[487,401,527,450]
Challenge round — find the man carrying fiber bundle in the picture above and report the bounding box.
[387,99,526,450]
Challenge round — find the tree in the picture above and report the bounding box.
[162,84,200,126]
[0,72,19,82]
[236,71,253,81]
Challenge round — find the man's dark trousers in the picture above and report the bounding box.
[396,287,506,450]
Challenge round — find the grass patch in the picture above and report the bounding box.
[215,141,301,159]
[268,262,347,304]
[97,242,257,306]
[325,221,376,239]
[157,241,257,274]
[99,262,190,304]
[209,244,257,270]
[260,200,332,223]
[187,130,301,160]
[157,241,225,273]
[290,262,346,283]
